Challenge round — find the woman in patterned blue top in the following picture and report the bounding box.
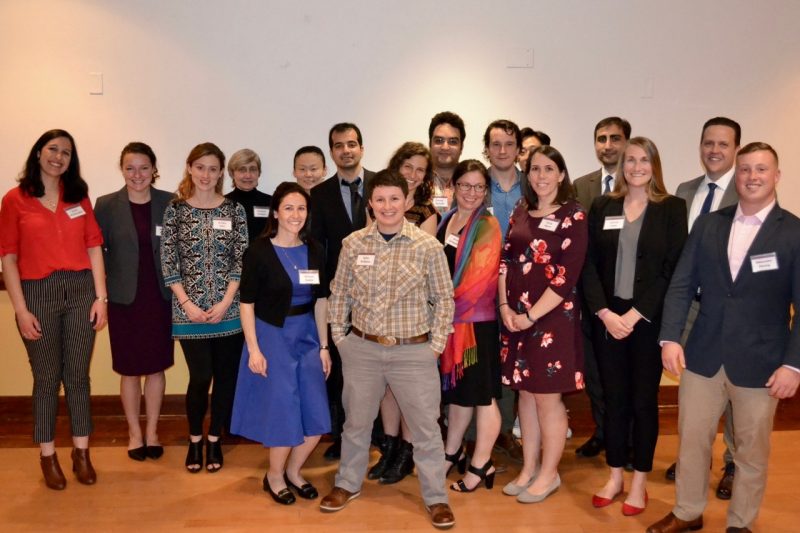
[161,143,248,474]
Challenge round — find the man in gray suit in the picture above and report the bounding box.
[573,116,631,458]
[665,117,741,498]
[647,142,800,533]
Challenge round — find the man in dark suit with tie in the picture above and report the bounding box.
[665,117,741,497]
[310,122,375,459]
[572,116,631,458]
[647,142,800,533]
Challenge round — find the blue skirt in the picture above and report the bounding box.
[230,313,330,447]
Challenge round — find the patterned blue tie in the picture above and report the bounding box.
[699,182,718,215]
[603,175,612,195]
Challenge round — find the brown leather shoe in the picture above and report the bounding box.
[427,503,455,529]
[646,512,703,533]
[319,486,360,512]
[716,462,735,500]
[40,453,66,490]
[71,448,97,485]
[493,431,523,463]
[725,527,751,533]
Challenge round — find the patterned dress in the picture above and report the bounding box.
[500,200,588,394]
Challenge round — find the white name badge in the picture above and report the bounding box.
[750,252,779,272]
[155,225,163,237]
[487,206,494,215]
[253,206,269,218]
[356,254,375,266]
[603,216,625,230]
[212,218,232,231]
[445,234,460,248]
[539,218,561,231]
[299,269,320,284]
[432,196,449,208]
[65,205,86,219]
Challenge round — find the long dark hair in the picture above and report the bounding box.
[387,141,433,206]
[520,145,575,210]
[19,129,88,203]
[261,182,312,242]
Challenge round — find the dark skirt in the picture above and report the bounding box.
[443,320,501,407]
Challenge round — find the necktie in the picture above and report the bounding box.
[603,175,612,195]
[699,182,718,215]
[346,178,364,228]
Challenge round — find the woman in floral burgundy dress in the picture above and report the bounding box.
[498,145,588,504]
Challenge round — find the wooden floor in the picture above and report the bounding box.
[2,432,799,532]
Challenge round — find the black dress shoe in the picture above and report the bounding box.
[263,475,295,505]
[575,436,604,457]
[185,439,203,473]
[285,474,318,499]
[128,446,147,462]
[145,445,164,460]
[323,439,341,460]
[206,439,223,473]
[716,462,735,500]
[665,462,677,481]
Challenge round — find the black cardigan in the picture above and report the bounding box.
[239,237,328,327]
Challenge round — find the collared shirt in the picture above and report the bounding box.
[489,167,522,242]
[727,200,775,280]
[328,218,454,352]
[338,169,365,222]
[600,167,616,194]
[688,167,735,229]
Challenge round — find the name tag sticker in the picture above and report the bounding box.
[486,206,494,215]
[356,254,375,266]
[212,218,232,231]
[432,196,449,208]
[155,225,163,237]
[539,218,561,231]
[445,234,460,248]
[299,269,320,285]
[750,252,779,272]
[65,205,86,219]
[253,206,269,218]
[603,216,625,230]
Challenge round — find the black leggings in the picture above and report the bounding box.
[179,333,243,436]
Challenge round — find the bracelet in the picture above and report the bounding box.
[95,296,108,303]
[498,302,509,309]
[179,298,190,306]
[320,345,329,351]
[525,311,536,324]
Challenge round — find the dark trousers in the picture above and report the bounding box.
[21,270,96,443]
[180,332,243,436]
[593,297,662,472]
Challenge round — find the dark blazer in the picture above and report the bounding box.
[94,187,174,304]
[239,237,328,327]
[675,174,738,215]
[582,194,688,322]
[310,169,375,292]
[660,203,800,387]
[573,169,602,211]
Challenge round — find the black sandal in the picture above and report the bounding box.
[444,446,467,476]
[450,459,495,492]
[185,439,203,473]
[206,439,223,473]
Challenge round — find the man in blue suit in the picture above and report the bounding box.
[648,142,800,533]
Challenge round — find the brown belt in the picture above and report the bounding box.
[350,326,429,347]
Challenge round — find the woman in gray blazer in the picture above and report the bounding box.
[94,142,175,462]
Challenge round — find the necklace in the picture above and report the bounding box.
[39,195,58,211]
[274,241,302,271]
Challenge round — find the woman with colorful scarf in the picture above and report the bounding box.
[437,159,502,493]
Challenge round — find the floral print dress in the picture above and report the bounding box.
[500,200,588,394]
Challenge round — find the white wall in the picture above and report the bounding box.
[1,0,799,394]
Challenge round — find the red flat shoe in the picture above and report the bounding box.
[622,491,648,516]
[592,486,623,508]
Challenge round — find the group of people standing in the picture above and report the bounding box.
[1,111,797,533]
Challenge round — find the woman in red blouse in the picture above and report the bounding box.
[0,129,108,490]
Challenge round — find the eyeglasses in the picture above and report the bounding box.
[455,183,487,193]
[432,136,461,147]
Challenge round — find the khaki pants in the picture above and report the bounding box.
[674,367,778,528]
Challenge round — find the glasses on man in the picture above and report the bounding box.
[455,183,487,193]
[432,136,461,147]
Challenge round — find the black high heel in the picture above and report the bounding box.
[206,438,223,473]
[185,439,203,473]
[444,446,467,476]
[450,459,495,492]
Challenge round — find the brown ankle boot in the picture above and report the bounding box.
[40,452,66,490]
[71,448,97,485]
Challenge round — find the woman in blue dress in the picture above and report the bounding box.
[231,182,331,505]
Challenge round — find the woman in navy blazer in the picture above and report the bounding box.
[581,137,687,515]
[94,142,175,462]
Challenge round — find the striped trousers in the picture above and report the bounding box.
[20,270,96,442]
